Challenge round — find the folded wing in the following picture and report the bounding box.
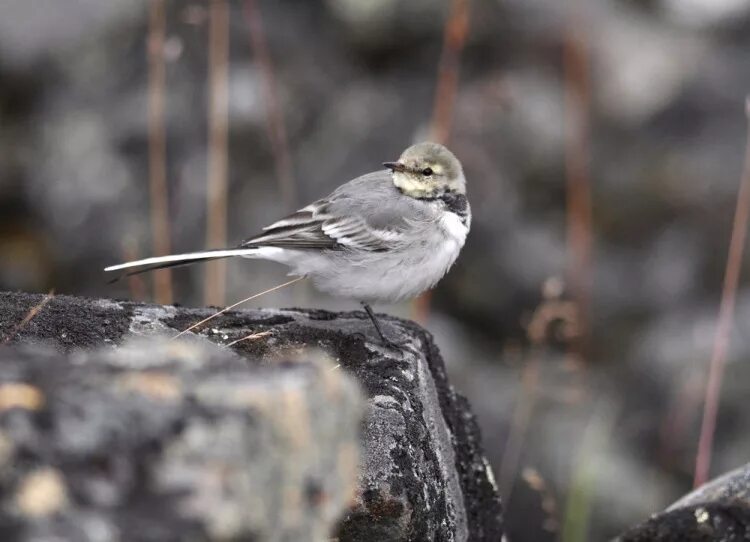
[241,198,407,253]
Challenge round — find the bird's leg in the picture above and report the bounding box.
[361,302,388,343]
[361,302,398,347]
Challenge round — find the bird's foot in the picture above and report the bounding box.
[378,334,410,351]
[360,302,409,350]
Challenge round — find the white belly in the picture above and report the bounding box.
[312,213,468,302]
[247,210,470,303]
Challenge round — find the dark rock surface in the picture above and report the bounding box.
[0,291,503,541]
[0,331,363,540]
[667,464,750,509]
[616,463,750,542]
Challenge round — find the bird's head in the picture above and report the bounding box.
[384,142,465,199]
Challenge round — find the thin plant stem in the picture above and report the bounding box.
[1,290,55,344]
[225,330,272,347]
[562,6,593,360]
[173,275,305,340]
[147,0,173,304]
[658,372,701,469]
[693,98,750,488]
[430,0,470,144]
[204,0,230,307]
[497,355,540,501]
[243,0,297,211]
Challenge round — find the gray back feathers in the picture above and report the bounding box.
[242,171,437,252]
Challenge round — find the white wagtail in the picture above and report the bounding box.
[106,142,471,346]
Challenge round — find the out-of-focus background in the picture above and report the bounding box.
[2,0,750,539]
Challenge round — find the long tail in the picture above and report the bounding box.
[104,248,258,282]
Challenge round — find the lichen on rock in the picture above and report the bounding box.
[0,292,503,541]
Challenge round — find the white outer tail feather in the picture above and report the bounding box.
[104,248,259,272]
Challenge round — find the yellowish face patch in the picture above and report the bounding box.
[392,172,436,198]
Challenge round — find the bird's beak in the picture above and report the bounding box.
[383,161,406,172]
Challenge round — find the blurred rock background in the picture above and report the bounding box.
[2,0,750,540]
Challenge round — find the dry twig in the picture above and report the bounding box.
[430,0,470,144]
[1,290,55,345]
[562,6,593,359]
[173,275,305,340]
[225,330,272,347]
[694,97,750,487]
[204,0,230,307]
[147,0,173,304]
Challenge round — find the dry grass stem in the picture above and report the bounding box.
[658,373,701,469]
[173,275,305,340]
[243,0,297,211]
[498,355,540,501]
[225,330,272,347]
[204,0,230,307]
[693,97,750,488]
[1,290,55,345]
[147,0,173,304]
[430,0,470,144]
[562,8,593,359]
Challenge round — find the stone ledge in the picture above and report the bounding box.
[616,463,750,541]
[0,291,504,541]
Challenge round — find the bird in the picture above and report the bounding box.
[105,141,471,347]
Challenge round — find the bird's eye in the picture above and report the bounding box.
[422,167,433,176]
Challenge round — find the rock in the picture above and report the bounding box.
[0,337,362,542]
[615,463,750,541]
[669,464,750,508]
[0,291,503,541]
